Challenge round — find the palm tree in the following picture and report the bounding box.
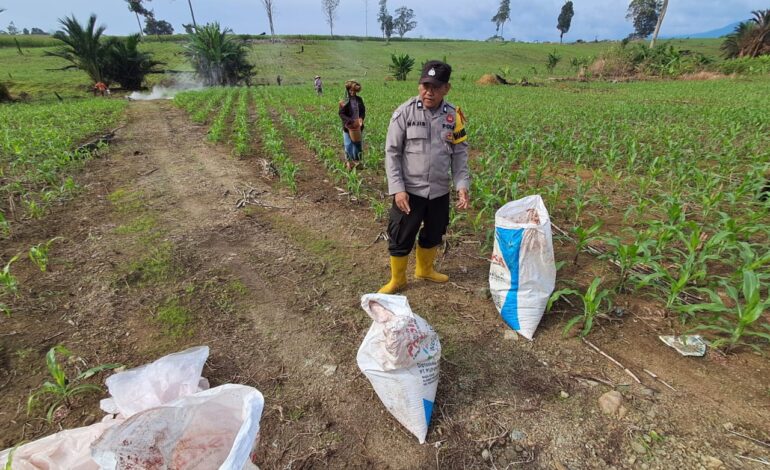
[721,9,770,58]
[104,34,164,90]
[184,23,254,86]
[45,15,109,84]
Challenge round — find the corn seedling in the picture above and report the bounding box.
[600,232,656,292]
[28,237,61,272]
[679,270,770,352]
[548,277,613,337]
[0,254,20,296]
[572,220,602,264]
[27,346,121,422]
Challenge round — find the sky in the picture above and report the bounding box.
[0,0,766,42]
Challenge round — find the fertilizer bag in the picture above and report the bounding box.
[356,294,441,444]
[489,195,556,340]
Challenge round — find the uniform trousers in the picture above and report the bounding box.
[387,193,449,257]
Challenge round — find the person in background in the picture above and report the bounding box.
[379,60,470,294]
[314,75,323,96]
[94,81,109,97]
[338,80,366,170]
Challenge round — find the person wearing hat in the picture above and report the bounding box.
[339,80,366,170]
[379,60,470,294]
[314,75,323,96]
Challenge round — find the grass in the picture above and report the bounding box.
[156,297,192,338]
[1,36,727,99]
[123,241,176,286]
[107,188,146,214]
[114,214,157,235]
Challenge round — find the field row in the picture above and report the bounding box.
[174,79,770,350]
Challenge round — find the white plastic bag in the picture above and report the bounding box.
[92,384,264,470]
[489,195,556,340]
[100,345,210,417]
[1,346,264,470]
[356,294,441,444]
[0,419,118,470]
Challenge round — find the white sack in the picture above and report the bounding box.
[356,294,440,443]
[489,195,556,340]
[92,384,264,470]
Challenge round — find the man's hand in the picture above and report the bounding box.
[455,188,470,210]
[395,192,411,214]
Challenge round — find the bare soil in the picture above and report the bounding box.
[1,100,768,469]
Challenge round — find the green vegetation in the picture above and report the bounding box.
[28,237,61,272]
[156,297,192,337]
[27,346,120,422]
[183,22,254,86]
[1,99,125,234]
[45,15,163,90]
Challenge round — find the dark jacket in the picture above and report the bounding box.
[339,96,366,134]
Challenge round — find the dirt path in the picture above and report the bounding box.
[1,100,768,469]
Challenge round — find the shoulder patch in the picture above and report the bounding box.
[391,111,401,121]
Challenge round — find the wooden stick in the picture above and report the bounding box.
[582,338,641,384]
[643,368,677,392]
[728,430,770,449]
[736,455,770,466]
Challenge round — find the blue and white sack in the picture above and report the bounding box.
[489,195,556,340]
[357,294,440,444]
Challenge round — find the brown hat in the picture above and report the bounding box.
[419,60,452,85]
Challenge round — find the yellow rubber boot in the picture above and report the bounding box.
[378,256,408,294]
[415,246,449,283]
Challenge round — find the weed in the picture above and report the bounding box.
[115,215,157,234]
[156,298,192,338]
[125,241,175,285]
[27,346,121,422]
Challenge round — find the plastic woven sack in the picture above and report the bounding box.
[489,195,556,340]
[356,293,441,444]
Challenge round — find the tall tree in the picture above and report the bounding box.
[186,0,198,29]
[321,0,340,37]
[144,17,174,35]
[7,21,18,35]
[260,0,276,39]
[626,0,662,39]
[393,6,416,38]
[491,0,510,38]
[377,0,393,41]
[125,0,154,37]
[557,1,574,44]
[649,0,668,47]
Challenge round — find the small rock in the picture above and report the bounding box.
[599,390,623,415]
[322,364,337,376]
[514,444,524,452]
[82,414,97,426]
[722,422,734,431]
[560,390,570,399]
[481,449,491,461]
[509,430,526,442]
[631,441,647,455]
[503,329,519,341]
[618,406,628,419]
[476,287,492,300]
[627,455,637,465]
[639,387,655,397]
[702,456,723,469]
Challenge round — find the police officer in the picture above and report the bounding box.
[379,60,470,294]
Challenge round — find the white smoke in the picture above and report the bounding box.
[128,74,206,101]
